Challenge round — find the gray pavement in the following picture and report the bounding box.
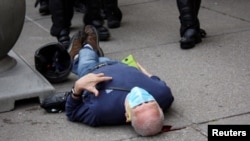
[1,0,250,140]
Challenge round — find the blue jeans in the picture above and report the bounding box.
[71,47,117,78]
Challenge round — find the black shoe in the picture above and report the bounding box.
[57,29,70,50]
[95,26,110,41]
[200,28,207,38]
[40,92,70,113]
[74,0,86,13]
[180,28,201,49]
[100,9,107,20]
[108,19,121,29]
[35,0,50,15]
[107,8,122,28]
[91,20,104,28]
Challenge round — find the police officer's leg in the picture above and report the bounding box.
[193,0,206,38]
[49,0,75,49]
[83,0,110,41]
[177,0,202,49]
[103,0,122,28]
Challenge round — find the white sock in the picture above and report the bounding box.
[84,44,93,50]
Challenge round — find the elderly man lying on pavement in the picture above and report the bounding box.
[65,25,174,136]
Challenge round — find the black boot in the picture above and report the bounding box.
[35,0,50,15]
[57,29,70,50]
[103,0,122,28]
[74,0,87,13]
[177,0,204,49]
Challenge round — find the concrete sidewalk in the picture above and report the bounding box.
[0,0,250,140]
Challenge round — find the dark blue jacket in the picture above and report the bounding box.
[65,62,174,126]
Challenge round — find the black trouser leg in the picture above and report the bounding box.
[177,0,202,49]
[49,0,75,49]
[193,0,201,17]
[83,0,110,41]
[193,0,206,38]
[103,0,122,28]
[177,0,199,36]
[83,0,103,26]
[49,0,74,36]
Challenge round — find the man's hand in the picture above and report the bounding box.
[74,73,112,97]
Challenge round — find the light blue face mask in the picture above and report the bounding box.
[127,87,155,108]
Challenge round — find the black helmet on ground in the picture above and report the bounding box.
[35,42,72,83]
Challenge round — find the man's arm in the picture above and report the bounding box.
[136,62,153,77]
[137,62,169,88]
[65,73,112,125]
[134,62,174,111]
